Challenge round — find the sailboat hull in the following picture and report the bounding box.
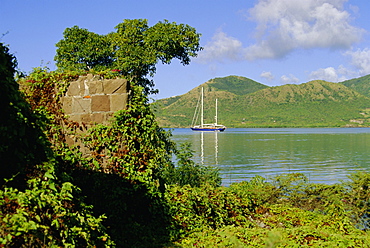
[191,126,226,132]
[191,128,225,132]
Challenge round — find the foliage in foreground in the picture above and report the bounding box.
[162,142,221,188]
[166,173,370,247]
[0,43,49,187]
[0,43,113,247]
[9,65,222,247]
[0,165,112,247]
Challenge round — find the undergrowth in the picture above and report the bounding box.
[168,173,370,247]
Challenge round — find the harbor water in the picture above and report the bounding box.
[170,128,370,186]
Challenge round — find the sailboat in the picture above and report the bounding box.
[191,87,226,132]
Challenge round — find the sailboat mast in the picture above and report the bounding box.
[191,86,225,132]
[201,87,204,127]
[215,99,218,125]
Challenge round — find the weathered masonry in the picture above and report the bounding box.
[61,74,129,124]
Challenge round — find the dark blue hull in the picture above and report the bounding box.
[191,127,226,132]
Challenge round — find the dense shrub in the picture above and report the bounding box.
[0,43,49,186]
[161,142,221,188]
[169,173,370,247]
[0,43,113,247]
[0,165,112,247]
[164,184,253,239]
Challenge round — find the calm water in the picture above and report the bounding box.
[170,128,370,186]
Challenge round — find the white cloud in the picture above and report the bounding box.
[197,31,243,63]
[198,0,364,66]
[280,74,300,84]
[260,71,274,81]
[345,48,370,75]
[309,67,338,82]
[244,0,364,60]
[309,66,350,82]
[337,64,358,79]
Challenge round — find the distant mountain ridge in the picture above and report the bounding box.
[153,75,370,128]
[207,76,268,95]
[341,74,370,98]
[247,80,363,104]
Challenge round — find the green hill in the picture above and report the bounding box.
[153,76,268,127]
[153,76,370,128]
[206,75,268,95]
[341,74,370,98]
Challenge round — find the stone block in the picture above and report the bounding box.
[72,97,91,114]
[110,94,128,112]
[61,96,72,114]
[88,80,104,95]
[103,78,127,94]
[80,114,92,123]
[90,113,105,124]
[68,114,81,123]
[66,81,82,96]
[91,95,110,112]
[113,79,128,94]
[80,114,91,124]
[63,76,130,126]
[81,74,94,82]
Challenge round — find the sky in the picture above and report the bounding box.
[2,0,370,100]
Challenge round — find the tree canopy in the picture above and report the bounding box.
[55,19,202,93]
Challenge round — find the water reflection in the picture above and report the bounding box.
[171,128,370,186]
[198,131,218,165]
[215,131,218,165]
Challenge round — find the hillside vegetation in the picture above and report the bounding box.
[341,74,370,98]
[154,75,370,128]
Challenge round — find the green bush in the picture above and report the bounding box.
[0,43,49,186]
[164,184,254,240]
[161,142,221,188]
[169,173,370,247]
[0,164,113,247]
[0,44,113,247]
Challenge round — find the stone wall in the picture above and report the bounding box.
[61,74,129,124]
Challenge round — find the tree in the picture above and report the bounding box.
[55,19,202,93]
[54,26,114,71]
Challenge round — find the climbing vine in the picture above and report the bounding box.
[17,67,180,246]
[0,44,114,247]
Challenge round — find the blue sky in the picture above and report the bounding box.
[2,0,370,99]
